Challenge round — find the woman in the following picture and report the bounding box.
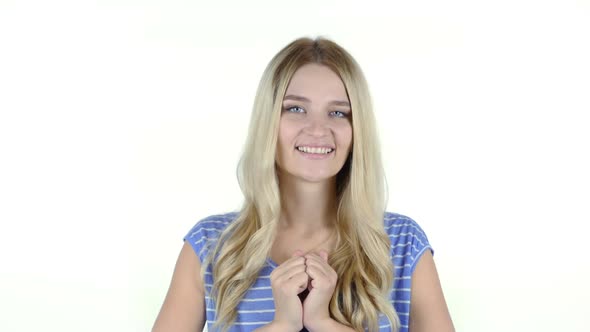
[152,37,454,332]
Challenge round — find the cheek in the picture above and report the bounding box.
[277,122,294,152]
[278,119,300,143]
[337,124,353,149]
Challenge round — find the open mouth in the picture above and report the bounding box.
[295,146,334,155]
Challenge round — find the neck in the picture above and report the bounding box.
[277,172,338,233]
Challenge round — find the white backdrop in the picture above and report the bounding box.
[1,1,589,331]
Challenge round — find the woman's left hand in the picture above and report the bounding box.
[302,250,338,330]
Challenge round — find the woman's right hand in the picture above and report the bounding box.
[267,250,309,331]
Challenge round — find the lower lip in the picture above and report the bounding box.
[296,149,334,160]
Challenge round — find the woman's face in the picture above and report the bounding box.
[275,63,353,184]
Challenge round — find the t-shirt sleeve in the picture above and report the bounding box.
[386,213,434,327]
[183,220,212,264]
[183,213,235,264]
[385,213,434,274]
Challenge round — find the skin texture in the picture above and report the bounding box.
[301,251,339,330]
[152,241,206,332]
[267,251,308,331]
[409,250,455,332]
[275,63,352,184]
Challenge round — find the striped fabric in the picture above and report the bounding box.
[184,211,432,332]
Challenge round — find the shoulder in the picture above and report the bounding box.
[183,211,239,262]
[383,211,433,273]
[383,212,428,237]
[185,211,238,236]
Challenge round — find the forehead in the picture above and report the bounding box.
[284,63,348,100]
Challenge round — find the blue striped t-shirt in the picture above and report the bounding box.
[183,211,432,332]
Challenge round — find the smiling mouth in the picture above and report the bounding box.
[295,146,334,154]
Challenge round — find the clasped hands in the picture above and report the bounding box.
[268,250,338,332]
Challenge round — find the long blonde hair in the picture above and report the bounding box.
[204,36,400,332]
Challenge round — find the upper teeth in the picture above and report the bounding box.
[297,146,333,154]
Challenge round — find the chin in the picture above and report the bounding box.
[295,170,339,183]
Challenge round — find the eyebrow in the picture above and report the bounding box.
[283,94,351,107]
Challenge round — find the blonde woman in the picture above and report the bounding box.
[153,37,454,332]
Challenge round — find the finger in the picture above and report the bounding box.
[272,268,308,296]
[309,278,325,290]
[277,255,306,271]
[276,263,307,283]
[305,262,329,281]
[271,256,305,280]
[306,266,337,293]
[274,250,305,275]
[273,271,309,296]
[291,271,310,293]
[276,269,308,294]
[304,255,337,286]
[305,253,331,270]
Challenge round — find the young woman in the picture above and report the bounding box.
[152,37,454,332]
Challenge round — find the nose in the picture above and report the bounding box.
[303,112,330,136]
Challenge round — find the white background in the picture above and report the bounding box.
[1,0,589,331]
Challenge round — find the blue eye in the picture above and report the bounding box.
[285,106,305,113]
[330,111,348,118]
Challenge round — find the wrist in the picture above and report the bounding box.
[304,317,335,332]
[261,320,301,332]
[305,318,355,332]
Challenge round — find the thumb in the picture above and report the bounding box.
[319,250,329,262]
